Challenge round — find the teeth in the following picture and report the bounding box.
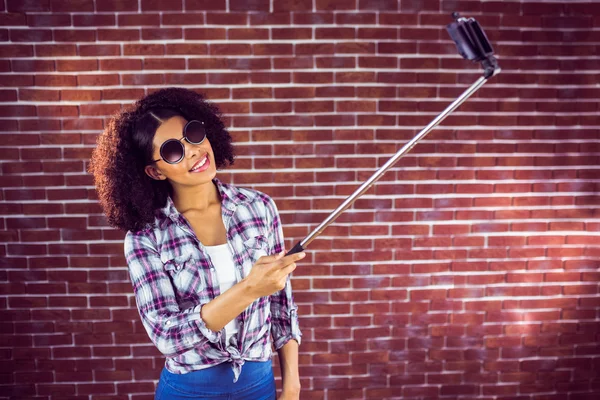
[191,156,207,171]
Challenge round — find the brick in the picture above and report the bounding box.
[266,0,309,11]
[98,28,140,41]
[79,44,119,57]
[97,0,138,11]
[272,27,312,41]
[54,29,96,42]
[56,59,98,72]
[73,14,115,26]
[0,45,29,61]
[12,59,55,72]
[142,0,182,10]
[10,29,52,42]
[315,0,353,10]
[228,0,267,10]
[59,89,100,102]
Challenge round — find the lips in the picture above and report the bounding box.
[189,154,209,172]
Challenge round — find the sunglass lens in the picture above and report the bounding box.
[161,140,184,164]
[185,121,206,144]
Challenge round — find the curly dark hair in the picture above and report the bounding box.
[88,87,235,233]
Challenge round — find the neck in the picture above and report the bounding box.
[171,179,221,214]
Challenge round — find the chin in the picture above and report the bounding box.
[207,169,217,181]
[197,167,217,183]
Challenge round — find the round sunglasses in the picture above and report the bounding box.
[149,120,207,165]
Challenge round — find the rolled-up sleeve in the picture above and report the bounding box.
[264,197,302,349]
[124,231,222,357]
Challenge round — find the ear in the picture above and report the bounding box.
[144,164,167,181]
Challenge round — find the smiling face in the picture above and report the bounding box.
[144,115,217,187]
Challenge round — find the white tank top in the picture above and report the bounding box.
[204,243,240,345]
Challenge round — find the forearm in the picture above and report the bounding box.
[200,280,256,332]
[277,339,300,393]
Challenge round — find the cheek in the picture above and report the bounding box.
[161,154,190,174]
[204,138,214,151]
[163,164,188,177]
[204,141,216,160]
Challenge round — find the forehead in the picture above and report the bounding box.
[154,115,188,143]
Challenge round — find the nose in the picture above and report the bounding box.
[183,139,199,160]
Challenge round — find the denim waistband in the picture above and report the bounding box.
[161,361,272,395]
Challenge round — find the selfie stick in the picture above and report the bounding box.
[286,13,501,256]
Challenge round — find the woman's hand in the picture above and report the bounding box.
[243,251,305,299]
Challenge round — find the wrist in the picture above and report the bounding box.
[282,383,301,395]
[282,375,301,391]
[239,278,259,302]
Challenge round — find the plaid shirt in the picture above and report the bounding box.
[124,178,301,382]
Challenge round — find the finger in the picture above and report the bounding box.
[276,263,297,289]
[280,262,297,276]
[257,250,285,264]
[276,252,306,268]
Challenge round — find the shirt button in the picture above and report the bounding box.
[165,320,171,325]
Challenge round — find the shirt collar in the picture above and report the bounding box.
[156,177,254,229]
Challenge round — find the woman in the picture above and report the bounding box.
[89,87,304,400]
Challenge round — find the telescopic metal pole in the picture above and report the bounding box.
[285,73,494,256]
[285,13,501,256]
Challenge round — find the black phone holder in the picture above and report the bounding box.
[446,12,500,78]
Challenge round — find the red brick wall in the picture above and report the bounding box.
[1,0,599,399]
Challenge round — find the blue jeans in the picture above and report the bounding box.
[155,361,276,400]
